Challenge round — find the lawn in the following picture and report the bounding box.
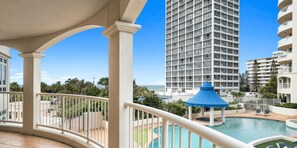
[134,128,149,146]
[255,139,296,148]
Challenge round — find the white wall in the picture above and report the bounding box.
[269,105,297,116]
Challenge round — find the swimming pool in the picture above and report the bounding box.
[149,117,297,148]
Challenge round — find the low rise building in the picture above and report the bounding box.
[246,52,281,89]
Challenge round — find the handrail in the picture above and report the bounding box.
[36,93,108,102]
[125,102,252,148]
[0,91,23,94]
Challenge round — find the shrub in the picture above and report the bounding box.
[276,103,297,109]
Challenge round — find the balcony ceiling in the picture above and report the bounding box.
[0,0,108,40]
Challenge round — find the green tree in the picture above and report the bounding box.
[259,75,277,98]
[142,95,163,109]
[10,82,22,92]
[240,71,250,92]
[41,82,49,92]
[252,60,260,92]
[98,77,109,91]
[271,60,277,75]
[163,100,187,116]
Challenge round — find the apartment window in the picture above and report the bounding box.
[214,75,220,80]
[214,11,220,17]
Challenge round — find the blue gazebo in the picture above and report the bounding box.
[185,82,229,126]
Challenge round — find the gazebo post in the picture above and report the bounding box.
[188,106,192,120]
[221,107,225,123]
[201,106,204,117]
[210,107,214,126]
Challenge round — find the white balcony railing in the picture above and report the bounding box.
[279,83,291,89]
[36,93,109,147]
[278,20,292,35]
[125,102,252,148]
[278,66,292,74]
[278,36,292,50]
[0,92,254,148]
[278,4,292,18]
[0,92,23,124]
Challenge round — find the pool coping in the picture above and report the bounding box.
[225,116,286,123]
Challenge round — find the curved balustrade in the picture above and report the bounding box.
[125,102,252,148]
[36,93,109,147]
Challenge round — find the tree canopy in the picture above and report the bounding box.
[259,74,277,98]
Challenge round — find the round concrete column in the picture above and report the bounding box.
[188,106,192,120]
[221,107,225,123]
[210,107,214,126]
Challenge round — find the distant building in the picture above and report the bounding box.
[0,45,10,120]
[277,0,296,103]
[165,0,240,96]
[246,51,281,89]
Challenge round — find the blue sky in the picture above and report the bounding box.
[10,0,279,85]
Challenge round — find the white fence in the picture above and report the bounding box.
[36,93,109,147]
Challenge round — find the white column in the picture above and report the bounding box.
[201,106,204,117]
[210,107,214,126]
[103,21,140,148]
[221,107,225,123]
[188,106,192,120]
[19,52,44,135]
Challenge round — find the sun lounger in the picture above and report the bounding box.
[256,109,261,115]
[263,109,270,116]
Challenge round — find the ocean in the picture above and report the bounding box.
[140,85,165,92]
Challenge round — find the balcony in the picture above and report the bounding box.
[0,92,251,148]
[278,4,293,24]
[279,83,291,89]
[278,0,292,10]
[278,36,293,51]
[278,52,292,63]
[278,20,292,38]
[278,66,292,74]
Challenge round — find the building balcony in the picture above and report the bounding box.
[0,92,250,148]
[278,4,293,24]
[278,20,292,38]
[278,83,292,94]
[278,66,292,74]
[279,83,291,89]
[278,52,292,63]
[278,36,293,51]
[278,0,292,10]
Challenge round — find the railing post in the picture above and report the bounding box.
[87,99,90,143]
[162,119,168,148]
[62,97,65,134]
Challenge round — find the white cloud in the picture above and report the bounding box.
[41,71,54,84]
[10,70,76,85]
[41,71,75,84]
[10,72,23,80]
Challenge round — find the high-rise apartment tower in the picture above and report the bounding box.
[277,0,297,103]
[165,0,240,96]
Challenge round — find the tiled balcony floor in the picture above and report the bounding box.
[0,131,71,148]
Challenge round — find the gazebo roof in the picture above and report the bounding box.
[185,82,229,108]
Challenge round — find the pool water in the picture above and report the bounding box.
[149,118,297,148]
